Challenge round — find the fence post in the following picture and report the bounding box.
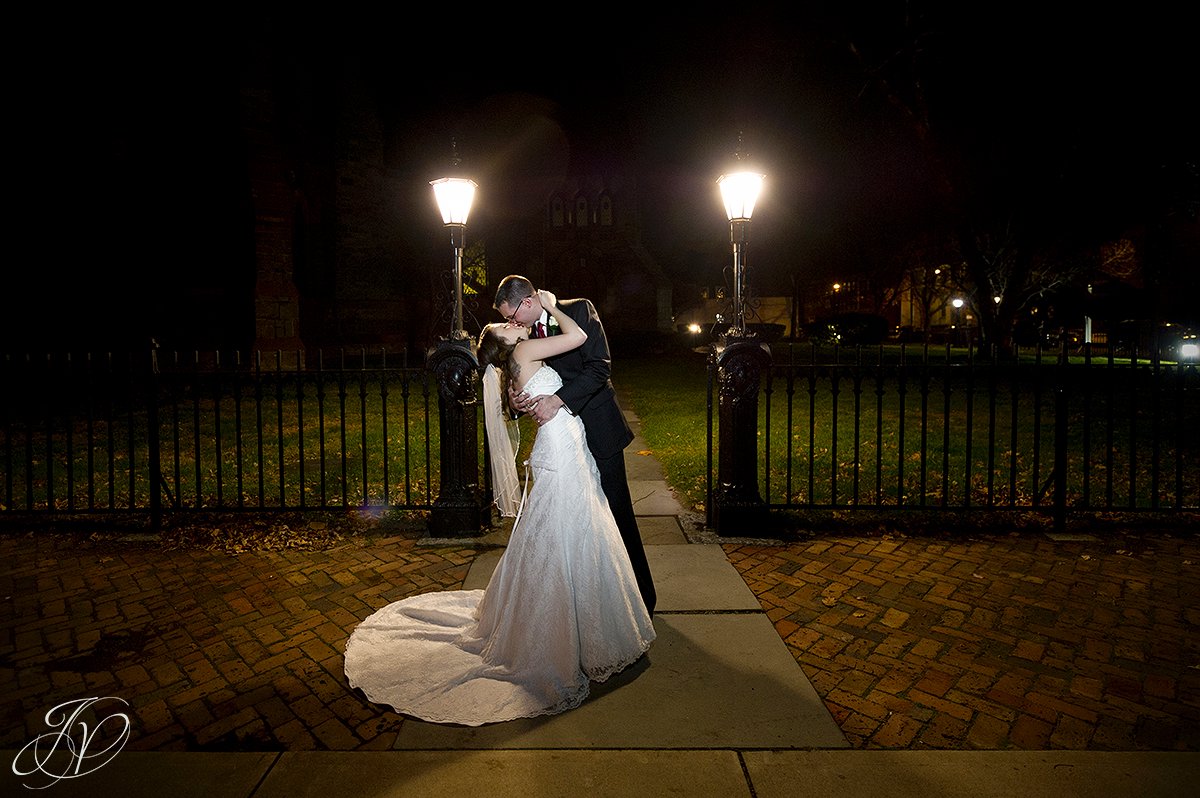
[712,337,771,535]
[426,338,488,537]
[1053,342,1068,533]
[147,339,162,533]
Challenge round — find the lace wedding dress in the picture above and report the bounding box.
[344,366,655,726]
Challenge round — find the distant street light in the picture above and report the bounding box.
[430,158,477,341]
[717,161,764,338]
[951,297,966,345]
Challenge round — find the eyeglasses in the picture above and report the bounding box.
[505,295,533,325]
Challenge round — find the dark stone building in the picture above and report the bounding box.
[238,64,673,359]
[539,173,673,341]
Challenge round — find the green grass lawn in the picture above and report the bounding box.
[617,346,1198,515]
[618,350,712,513]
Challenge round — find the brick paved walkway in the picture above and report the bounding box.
[2,525,1198,752]
[725,531,1200,751]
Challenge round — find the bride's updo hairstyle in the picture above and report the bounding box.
[477,324,516,413]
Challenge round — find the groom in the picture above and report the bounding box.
[493,274,657,617]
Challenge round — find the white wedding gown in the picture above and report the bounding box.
[344,366,655,726]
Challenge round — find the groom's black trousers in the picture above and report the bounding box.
[594,449,657,616]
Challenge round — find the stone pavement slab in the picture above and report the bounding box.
[629,479,685,517]
[394,613,848,749]
[468,544,748,607]
[631,513,688,544]
[257,750,751,798]
[645,543,760,611]
[2,750,277,797]
[8,749,1194,797]
[742,750,1199,798]
[467,543,755,607]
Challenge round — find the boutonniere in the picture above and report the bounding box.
[546,317,561,335]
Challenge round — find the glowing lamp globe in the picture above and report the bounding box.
[430,177,477,225]
[718,172,764,221]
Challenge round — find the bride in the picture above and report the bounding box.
[343,290,655,726]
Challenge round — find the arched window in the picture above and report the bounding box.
[575,195,588,227]
[599,192,613,226]
[551,196,565,227]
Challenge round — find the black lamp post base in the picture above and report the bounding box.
[427,496,491,539]
[712,495,769,537]
[711,337,771,537]
[426,339,488,539]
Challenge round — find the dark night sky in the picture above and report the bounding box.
[379,4,1196,271]
[8,3,1197,349]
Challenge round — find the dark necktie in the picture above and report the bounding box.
[535,321,546,338]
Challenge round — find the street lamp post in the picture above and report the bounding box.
[426,155,487,538]
[430,174,477,340]
[710,149,770,535]
[717,169,764,338]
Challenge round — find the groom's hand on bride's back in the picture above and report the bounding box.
[507,382,530,418]
[507,382,564,426]
[508,382,540,416]
[526,394,564,426]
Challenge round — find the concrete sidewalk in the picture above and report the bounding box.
[5,748,1196,796]
[2,405,1197,795]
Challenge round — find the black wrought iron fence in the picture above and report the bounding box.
[708,342,1200,522]
[1,347,440,527]
[7,341,1197,534]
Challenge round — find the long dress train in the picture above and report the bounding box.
[343,366,655,725]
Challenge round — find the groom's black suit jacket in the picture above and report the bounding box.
[544,298,634,460]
